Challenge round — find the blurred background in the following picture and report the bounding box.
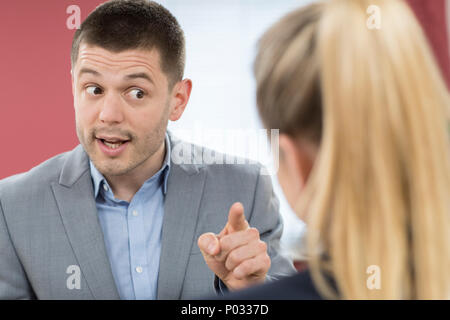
[0,0,448,265]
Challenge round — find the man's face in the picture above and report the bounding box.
[72,43,173,177]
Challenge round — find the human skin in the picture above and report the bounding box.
[71,43,191,201]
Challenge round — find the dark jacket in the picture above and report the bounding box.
[217,269,326,300]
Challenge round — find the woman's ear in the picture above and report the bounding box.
[278,134,316,208]
[168,79,192,121]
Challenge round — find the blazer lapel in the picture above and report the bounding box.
[51,145,120,300]
[157,158,206,299]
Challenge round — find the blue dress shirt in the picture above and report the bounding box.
[89,134,171,300]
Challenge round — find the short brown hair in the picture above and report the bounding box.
[71,0,185,87]
[254,3,322,144]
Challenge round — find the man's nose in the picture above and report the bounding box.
[98,92,125,124]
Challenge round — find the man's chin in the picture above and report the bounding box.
[91,157,132,177]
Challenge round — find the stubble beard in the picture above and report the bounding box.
[76,106,170,178]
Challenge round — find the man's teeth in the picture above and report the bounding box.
[104,141,124,149]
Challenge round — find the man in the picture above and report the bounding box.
[0,0,295,299]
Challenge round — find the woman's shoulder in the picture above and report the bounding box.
[219,269,324,300]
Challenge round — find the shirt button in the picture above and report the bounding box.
[103,184,108,191]
[132,210,138,217]
[136,266,143,273]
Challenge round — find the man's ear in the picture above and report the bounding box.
[71,69,75,97]
[169,79,192,121]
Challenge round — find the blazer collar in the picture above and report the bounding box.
[58,130,198,188]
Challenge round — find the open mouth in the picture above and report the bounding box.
[100,139,128,149]
[96,136,131,155]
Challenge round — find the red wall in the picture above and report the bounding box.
[0,1,103,179]
[407,0,450,90]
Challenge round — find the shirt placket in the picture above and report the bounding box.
[127,202,152,299]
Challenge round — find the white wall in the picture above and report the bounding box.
[161,0,316,260]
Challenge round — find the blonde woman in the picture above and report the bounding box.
[224,0,450,299]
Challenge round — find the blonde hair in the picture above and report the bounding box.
[255,0,450,299]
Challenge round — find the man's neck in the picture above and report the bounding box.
[105,141,166,203]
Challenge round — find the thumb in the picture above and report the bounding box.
[198,232,220,256]
[197,232,229,281]
[226,202,249,233]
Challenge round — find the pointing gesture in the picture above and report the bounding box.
[198,202,271,290]
[219,202,249,236]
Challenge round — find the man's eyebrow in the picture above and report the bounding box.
[124,72,154,85]
[77,68,154,85]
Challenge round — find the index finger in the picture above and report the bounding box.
[227,202,249,233]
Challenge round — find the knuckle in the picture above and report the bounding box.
[248,227,259,238]
[239,260,252,274]
[262,254,271,269]
[216,251,227,262]
[225,258,233,271]
[219,237,230,252]
[258,241,267,252]
[228,250,240,265]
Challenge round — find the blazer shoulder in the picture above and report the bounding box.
[169,133,265,180]
[197,143,264,177]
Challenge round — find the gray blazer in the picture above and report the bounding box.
[0,132,295,299]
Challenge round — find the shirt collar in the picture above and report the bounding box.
[89,132,171,198]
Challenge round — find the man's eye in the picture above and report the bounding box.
[86,86,103,96]
[129,88,146,100]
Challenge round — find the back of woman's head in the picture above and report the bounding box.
[255,0,450,299]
